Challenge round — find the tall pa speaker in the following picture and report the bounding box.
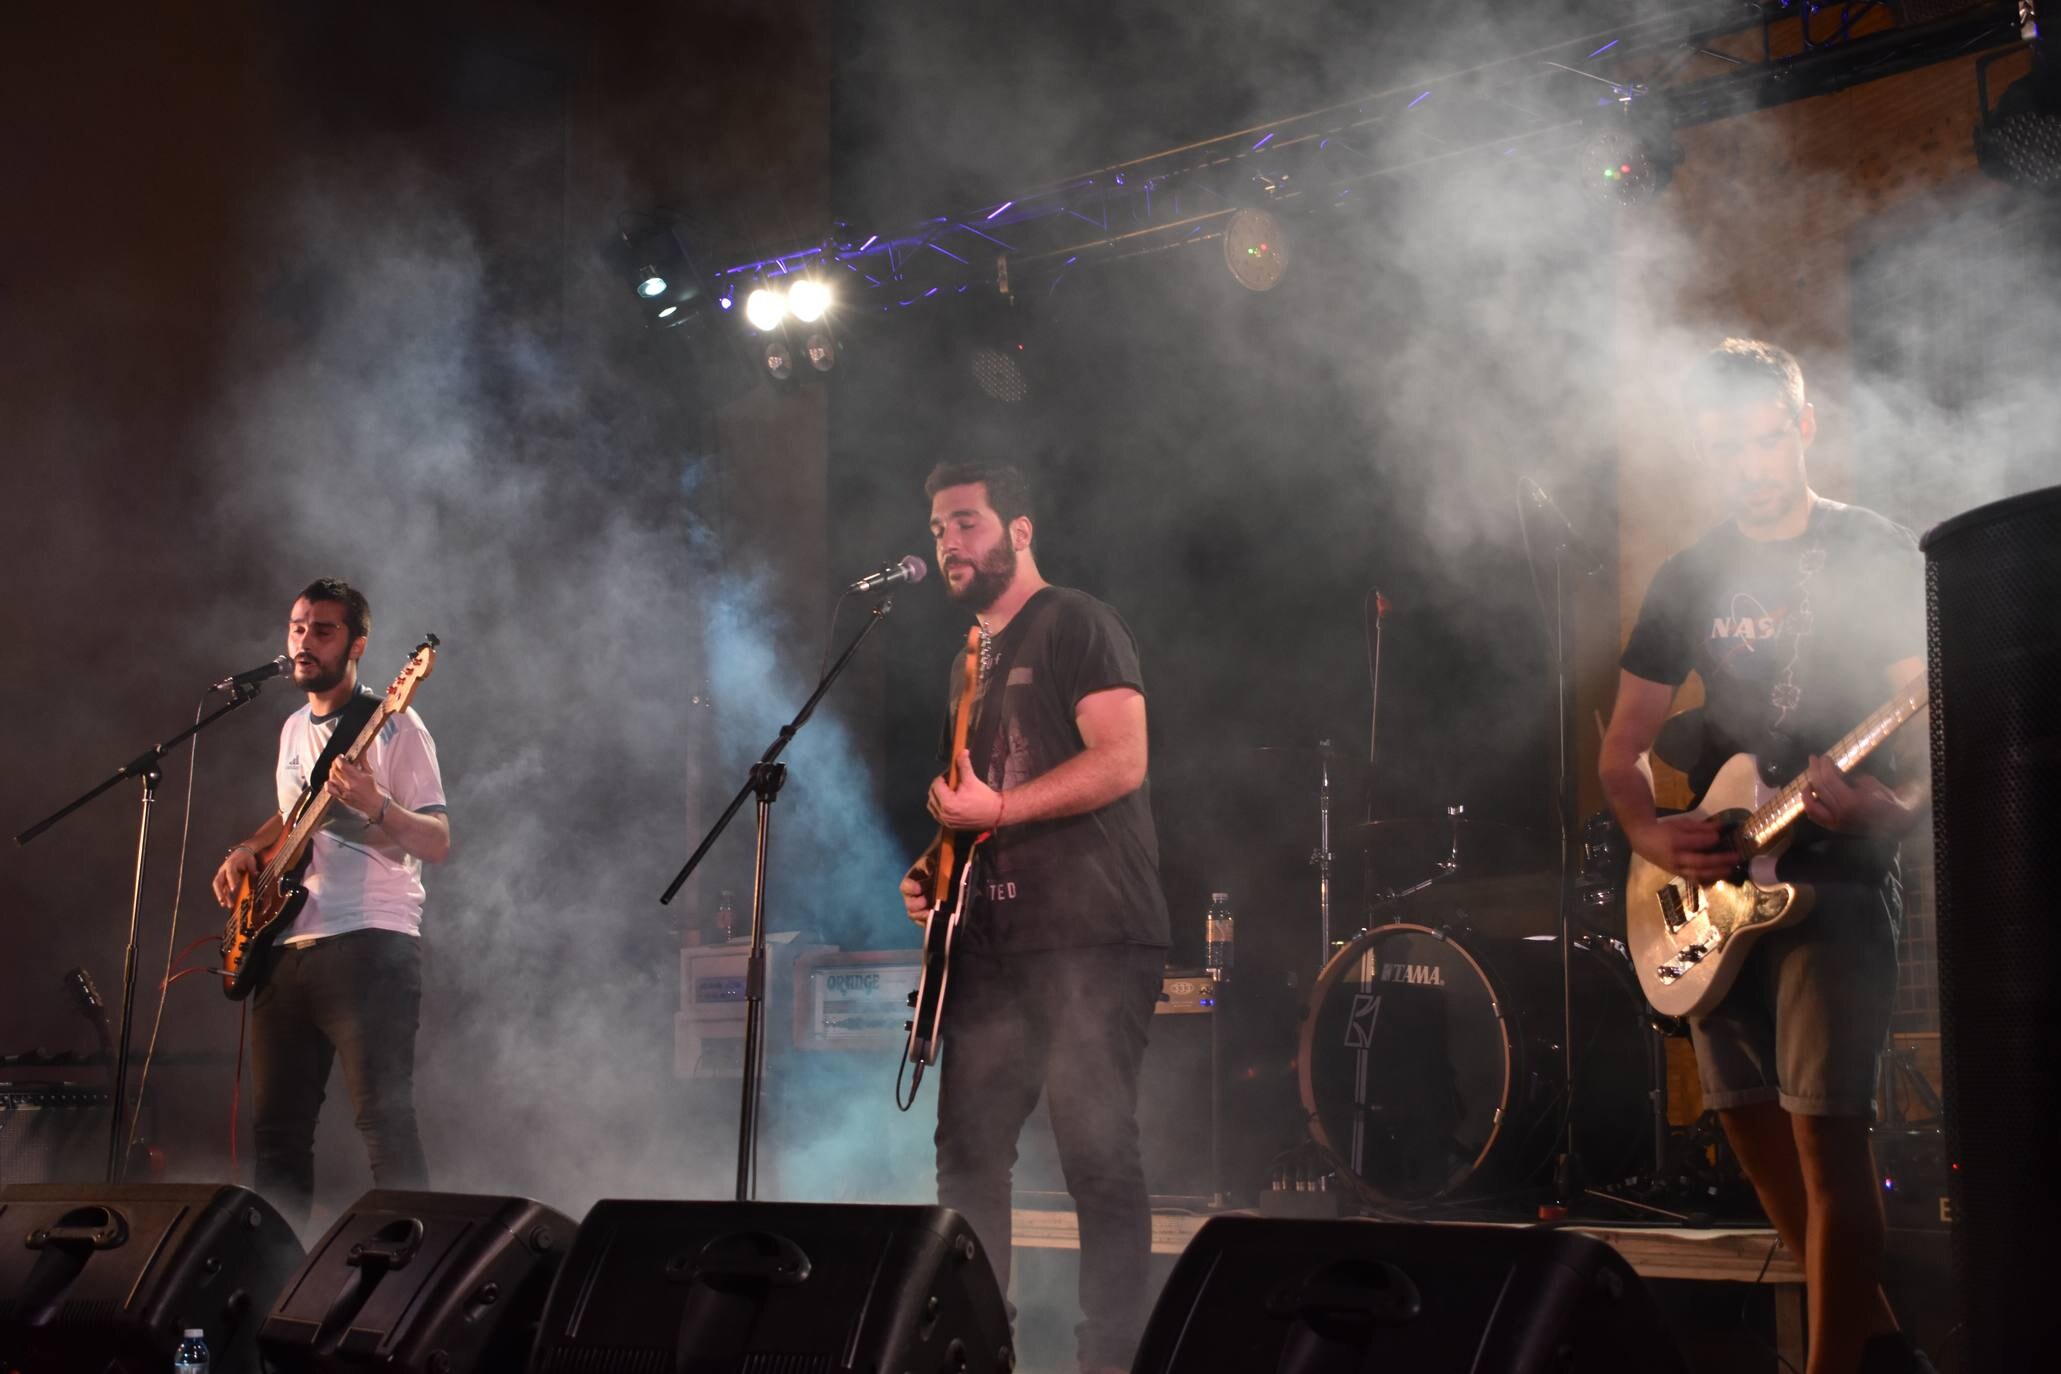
[0,1182,305,1374]
[1921,483,2061,1372]
[526,1201,1013,1374]
[258,1190,574,1373]
[1132,1217,1685,1374]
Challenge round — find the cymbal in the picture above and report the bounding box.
[1654,707,1705,773]
[1241,742,1356,760]
[1354,816,1539,842]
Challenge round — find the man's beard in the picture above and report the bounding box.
[948,543,1018,613]
[296,655,351,694]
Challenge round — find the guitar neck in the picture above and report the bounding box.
[1740,679,1927,851]
[267,703,392,878]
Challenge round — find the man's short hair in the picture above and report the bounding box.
[297,577,371,643]
[924,459,1035,536]
[1682,338,1806,419]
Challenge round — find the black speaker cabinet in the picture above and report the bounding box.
[0,1182,304,1374]
[1921,482,2061,1373]
[1132,1216,1686,1374]
[526,1201,1013,1374]
[259,1189,573,1373]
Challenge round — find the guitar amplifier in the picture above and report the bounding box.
[0,1084,111,1187]
[673,937,827,1079]
[791,948,923,1052]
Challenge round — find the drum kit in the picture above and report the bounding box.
[1254,740,1729,1215]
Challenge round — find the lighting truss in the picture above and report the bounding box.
[700,3,2021,310]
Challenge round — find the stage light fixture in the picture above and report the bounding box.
[802,328,838,373]
[636,268,669,299]
[657,304,679,319]
[744,285,786,332]
[789,277,832,323]
[761,333,797,382]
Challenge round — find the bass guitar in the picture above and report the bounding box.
[1627,675,1927,1018]
[900,624,990,1106]
[220,635,439,999]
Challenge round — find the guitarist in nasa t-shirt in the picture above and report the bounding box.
[210,578,450,1232]
[1599,342,1932,1374]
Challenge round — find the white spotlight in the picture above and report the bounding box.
[743,286,786,332]
[788,278,832,323]
[635,268,668,299]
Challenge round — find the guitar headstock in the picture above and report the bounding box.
[382,634,440,715]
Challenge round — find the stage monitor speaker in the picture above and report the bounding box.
[259,1189,574,1374]
[1132,1216,1686,1374]
[1921,482,2061,1374]
[0,1182,304,1374]
[526,1201,1013,1374]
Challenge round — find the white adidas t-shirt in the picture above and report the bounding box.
[274,694,447,944]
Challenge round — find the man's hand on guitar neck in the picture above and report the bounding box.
[1800,754,1921,837]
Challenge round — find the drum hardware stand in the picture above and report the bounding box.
[1312,739,1335,966]
[1519,473,1601,1213]
[14,680,270,1184]
[660,595,896,1202]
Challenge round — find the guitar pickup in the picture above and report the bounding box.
[1658,884,1688,932]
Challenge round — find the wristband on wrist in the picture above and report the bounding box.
[229,843,256,861]
[373,796,391,827]
[994,791,1007,829]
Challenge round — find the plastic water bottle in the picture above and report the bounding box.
[173,1328,209,1373]
[1204,891,1234,981]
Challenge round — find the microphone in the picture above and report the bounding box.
[848,555,928,595]
[1520,476,1605,575]
[213,655,293,692]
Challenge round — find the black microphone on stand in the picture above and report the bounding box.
[1520,476,1605,576]
[848,556,928,595]
[212,655,293,692]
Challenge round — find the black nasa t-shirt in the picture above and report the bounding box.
[939,586,1171,953]
[1620,498,1923,882]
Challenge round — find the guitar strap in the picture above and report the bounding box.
[966,589,1060,792]
[307,690,381,796]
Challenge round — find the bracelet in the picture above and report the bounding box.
[229,843,255,861]
[373,796,391,827]
[994,791,1007,830]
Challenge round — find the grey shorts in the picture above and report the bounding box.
[1687,882,1898,1118]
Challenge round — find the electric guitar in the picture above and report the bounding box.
[220,636,439,999]
[1627,676,1927,1019]
[900,625,990,1104]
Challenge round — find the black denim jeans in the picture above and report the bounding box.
[250,929,428,1230]
[934,941,1164,1373]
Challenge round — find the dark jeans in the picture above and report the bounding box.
[251,929,428,1230]
[935,941,1164,1373]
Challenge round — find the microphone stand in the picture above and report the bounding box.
[660,595,896,1203]
[14,680,270,1183]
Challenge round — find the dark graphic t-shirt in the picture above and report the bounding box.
[1620,498,1923,882]
[939,586,1171,953]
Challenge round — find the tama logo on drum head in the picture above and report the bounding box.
[1377,961,1446,987]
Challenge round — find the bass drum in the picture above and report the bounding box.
[1298,920,1652,1205]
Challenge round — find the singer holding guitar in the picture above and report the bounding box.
[210,578,450,1231]
[1599,342,1931,1374]
[899,460,1169,1374]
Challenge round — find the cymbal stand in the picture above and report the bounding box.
[1313,740,1334,966]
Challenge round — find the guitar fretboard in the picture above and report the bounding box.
[1739,679,1928,853]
